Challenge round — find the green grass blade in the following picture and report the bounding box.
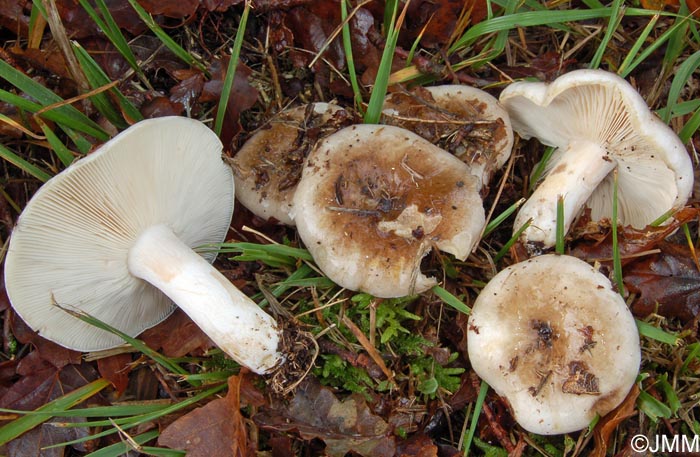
[462,380,489,455]
[85,430,161,457]
[679,107,700,144]
[432,286,470,315]
[555,195,565,254]
[495,219,531,262]
[589,0,624,69]
[0,60,108,140]
[53,303,189,378]
[529,146,556,192]
[617,12,660,76]
[0,403,171,418]
[611,170,624,295]
[482,198,525,238]
[341,0,363,114]
[36,118,76,166]
[77,0,142,77]
[0,378,110,445]
[636,319,680,346]
[663,49,700,124]
[44,384,226,448]
[0,143,52,182]
[364,1,404,124]
[214,0,250,136]
[127,0,207,73]
[72,42,140,128]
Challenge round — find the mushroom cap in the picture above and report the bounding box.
[382,85,513,187]
[292,124,485,298]
[231,102,352,225]
[467,254,640,435]
[4,116,234,351]
[500,69,693,227]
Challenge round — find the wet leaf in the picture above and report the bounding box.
[591,384,640,457]
[96,353,133,397]
[254,379,396,457]
[402,0,488,49]
[626,242,700,323]
[158,375,250,456]
[140,309,213,358]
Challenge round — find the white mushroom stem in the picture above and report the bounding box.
[514,140,616,246]
[127,224,283,374]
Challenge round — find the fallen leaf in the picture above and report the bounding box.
[626,242,700,323]
[97,353,133,397]
[396,433,438,457]
[254,379,396,457]
[140,309,213,357]
[402,0,489,49]
[591,384,640,457]
[158,375,251,456]
[137,0,199,18]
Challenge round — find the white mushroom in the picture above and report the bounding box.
[382,85,513,188]
[292,124,485,298]
[467,254,640,435]
[230,102,353,225]
[4,117,283,374]
[500,69,693,248]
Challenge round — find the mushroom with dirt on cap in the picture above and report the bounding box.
[291,124,486,298]
[4,116,287,375]
[499,69,693,249]
[467,254,640,435]
[382,84,513,189]
[230,102,355,225]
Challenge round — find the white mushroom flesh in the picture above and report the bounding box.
[467,254,640,435]
[292,124,485,298]
[501,69,693,247]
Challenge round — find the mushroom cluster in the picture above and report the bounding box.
[4,117,285,375]
[500,69,693,248]
[232,86,515,298]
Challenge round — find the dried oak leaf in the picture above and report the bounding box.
[140,309,213,358]
[591,384,640,457]
[626,242,700,323]
[402,0,488,49]
[138,0,199,18]
[158,375,250,456]
[254,379,396,457]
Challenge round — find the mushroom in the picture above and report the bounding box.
[230,102,355,225]
[499,69,693,248]
[4,116,283,374]
[291,124,485,298]
[467,254,640,435]
[382,85,513,188]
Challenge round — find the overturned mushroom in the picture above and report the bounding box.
[4,117,284,375]
[467,254,640,435]
[500,69,693,248]
[292,124,485,298]
[382,85,513,188]
[231,102,355,225]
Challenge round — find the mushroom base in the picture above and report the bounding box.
[128,224,284,374]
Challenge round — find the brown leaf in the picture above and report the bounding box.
[140,309,213,358]
[0,0,30,38]
[402,0,488,49]
[254,379,396,457]
[137,0,199,18]
[591,384,640,457]
[97,353,133,397]
[158,375,251,456]
[396,433,438,457]
[10,313,83,369]
[626,242,700,323]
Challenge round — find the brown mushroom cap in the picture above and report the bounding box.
[382,85,513,188]
[231,102,354,225]
[292,124,485,298]
[467,254,640,435]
